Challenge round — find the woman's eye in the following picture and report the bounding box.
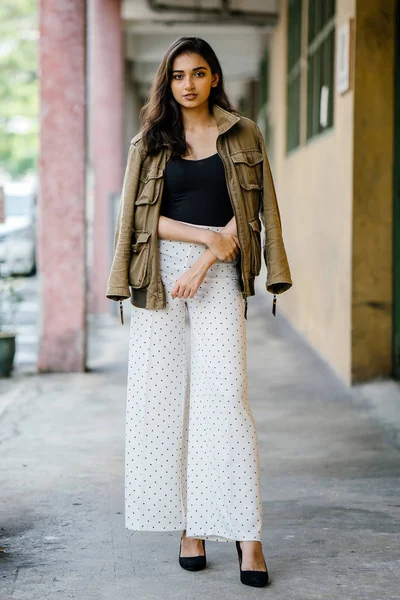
[172,72,205,80]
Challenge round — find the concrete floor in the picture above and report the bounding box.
[1,293,399,600]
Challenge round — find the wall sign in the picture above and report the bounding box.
[320,86,329,127]
[337,21,350,94]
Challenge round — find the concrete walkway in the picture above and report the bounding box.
[1,294,399,600]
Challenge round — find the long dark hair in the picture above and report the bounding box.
[139,36,239,157]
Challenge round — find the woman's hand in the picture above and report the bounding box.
[205,230,240,262]
[171,218,241,299]
[171,249,216,299]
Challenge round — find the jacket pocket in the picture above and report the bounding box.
[231,149,263,190]
[129,230,151,288]
[135,168,164,205]
[248,216,262,276]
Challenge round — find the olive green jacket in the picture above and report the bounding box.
[106,104,292,317]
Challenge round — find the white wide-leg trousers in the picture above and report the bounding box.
[125,221,263,542]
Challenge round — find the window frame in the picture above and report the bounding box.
[306,0,336,141]
[286,0,303,153]
[285,0,336,154]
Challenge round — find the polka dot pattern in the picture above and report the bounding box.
[125,221,263,543]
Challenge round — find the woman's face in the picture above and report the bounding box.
[169,52,219,109]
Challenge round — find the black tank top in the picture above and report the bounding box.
[159,152,234,226]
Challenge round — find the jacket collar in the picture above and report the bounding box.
[212,103,241,136]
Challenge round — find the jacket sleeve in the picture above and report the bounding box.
[255,124,293,295]
[106,142,143,301]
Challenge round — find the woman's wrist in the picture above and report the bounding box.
[198,247,218,270]
[199,228,217,246]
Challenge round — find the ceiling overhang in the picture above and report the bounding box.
[145,0,279,27]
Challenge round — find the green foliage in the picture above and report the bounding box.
[0,0,38,179]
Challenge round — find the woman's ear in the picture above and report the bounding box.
[211,73,219,88]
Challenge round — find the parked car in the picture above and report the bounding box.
[0,179,37,276]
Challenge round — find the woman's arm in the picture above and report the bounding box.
[195,215,239,270]
[170,215,240,299]
[158,215,211,245]
[219,215,238,237]
[158,214,239,263]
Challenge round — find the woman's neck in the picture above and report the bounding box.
[180,103,215,133]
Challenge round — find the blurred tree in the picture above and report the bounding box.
[0,0,38,179]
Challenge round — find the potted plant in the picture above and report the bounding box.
[0,275,23,377]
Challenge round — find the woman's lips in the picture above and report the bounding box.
[183,94,197,99]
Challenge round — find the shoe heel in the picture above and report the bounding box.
[235,540,269,587]
[179,537,206,571]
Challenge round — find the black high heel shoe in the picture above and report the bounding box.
[235,540,269,587]
[179,536,206,571]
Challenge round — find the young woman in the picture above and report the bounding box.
[106,36,292,588]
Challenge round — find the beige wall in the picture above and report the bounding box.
[267,0,356,383]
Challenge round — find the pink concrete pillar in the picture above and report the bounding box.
[88,0,123,314]
[38,0,87,372]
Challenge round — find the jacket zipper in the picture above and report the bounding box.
[216,140,248,320]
